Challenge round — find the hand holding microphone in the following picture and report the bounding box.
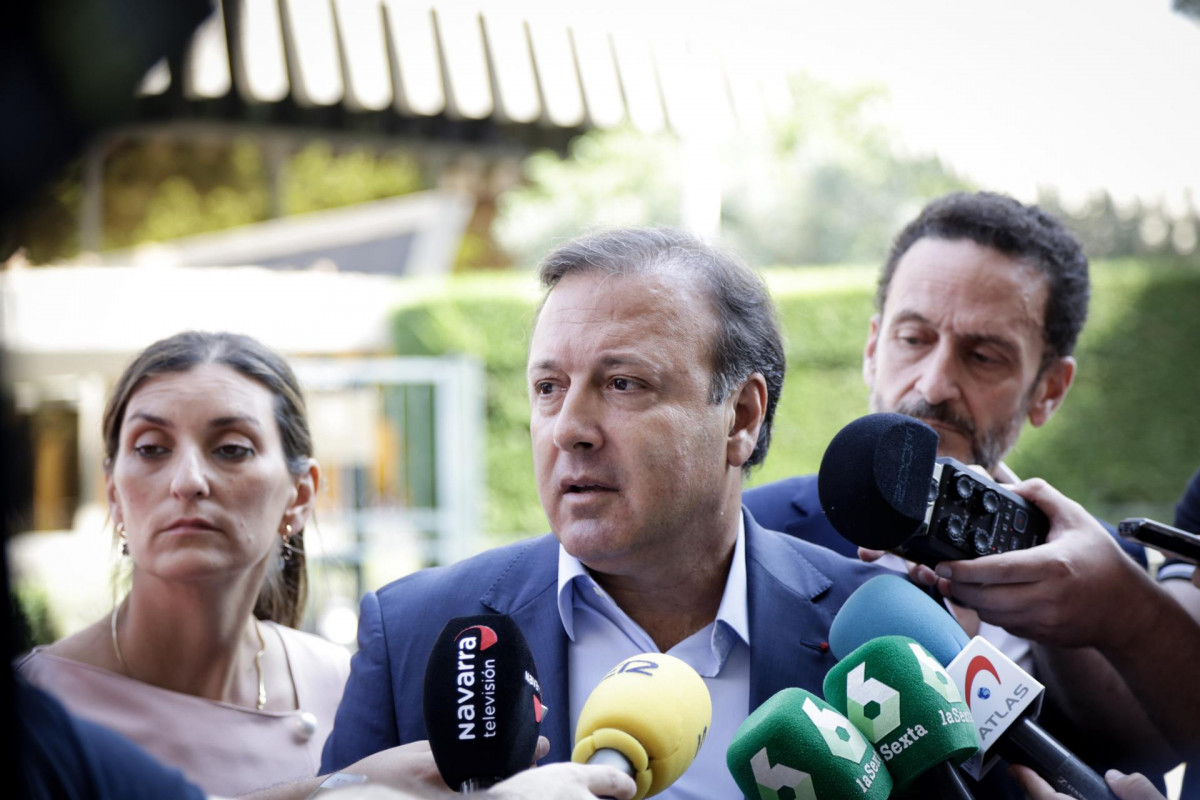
[572,653,711,800]
[930,478,1161,649]
[485,763,636,800]
[1009,766,1167,800]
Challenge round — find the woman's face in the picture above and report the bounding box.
[107,363,311,585]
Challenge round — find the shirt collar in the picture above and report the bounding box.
[555,512,750,648]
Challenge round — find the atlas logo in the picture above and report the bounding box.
[964,656,1001,710]
[750,747,817,800]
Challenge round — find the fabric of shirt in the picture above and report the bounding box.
[17,621,350,797]
[17,677,207,800]
[557,516,749,800]
[1160,466,1200,584]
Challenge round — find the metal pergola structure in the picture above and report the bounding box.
[77,0,796,249]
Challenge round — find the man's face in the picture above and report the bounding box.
[864,237,1074,470]
[527,271,739,576]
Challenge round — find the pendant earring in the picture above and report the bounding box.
[280,523,295,564]
[117,523,129,556]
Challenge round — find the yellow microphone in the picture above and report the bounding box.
[571,653,712,800]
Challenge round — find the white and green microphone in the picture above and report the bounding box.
[726,687,892,800]
[823,635,980,797]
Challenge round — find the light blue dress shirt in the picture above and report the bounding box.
[556,515,750,800]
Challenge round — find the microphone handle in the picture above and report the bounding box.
[587,748,635,800]
[458,778,500,792]
[905,759,975,800]
[927,760,976,800]
[995,718,1118,800]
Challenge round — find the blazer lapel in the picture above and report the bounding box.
[745,511,842,709]
[478,534,572,763]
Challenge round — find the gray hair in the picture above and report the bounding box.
[537,227,785,472]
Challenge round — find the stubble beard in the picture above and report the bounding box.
[868,392,1027,472]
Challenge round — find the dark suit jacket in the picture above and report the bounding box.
[744,475,858,558]
[321,509,889,772]
[744,474,1148,566]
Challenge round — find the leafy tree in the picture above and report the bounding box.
[1038,189,1200,261]
[493,127,684,269]
[11,138,423,263]
[495,74,974,268]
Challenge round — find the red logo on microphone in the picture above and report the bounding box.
[964,655,1002,709]
[457,625,499,650]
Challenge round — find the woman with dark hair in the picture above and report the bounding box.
[17,331,349,795]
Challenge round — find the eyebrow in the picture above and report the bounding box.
[127,412,262,430]
[527,354,658,374]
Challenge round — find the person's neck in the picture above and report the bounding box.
[116,571,264,704]
[588,513,739,653]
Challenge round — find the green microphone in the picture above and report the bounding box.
[823,635,980,795]
[726,688,892,800]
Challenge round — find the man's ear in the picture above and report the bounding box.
[728,373,768,469]
[862,314,882,390]
[1028,356,1076,427]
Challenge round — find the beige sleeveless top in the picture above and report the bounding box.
[17,621,351,797]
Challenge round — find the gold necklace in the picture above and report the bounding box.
[111,602,268,710]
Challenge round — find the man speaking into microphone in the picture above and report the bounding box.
[321,228,888,798]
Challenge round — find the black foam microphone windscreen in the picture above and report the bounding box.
[817,412,940,550]
[423,615,546,791]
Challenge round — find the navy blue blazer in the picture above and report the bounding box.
[321,509,889,772]
[744,474,1148,567]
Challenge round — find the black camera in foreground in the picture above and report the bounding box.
[817,413,1049,566]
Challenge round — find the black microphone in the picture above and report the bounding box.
[423,614,546,791]
[829,576,1117,800]
[817,412,1049,567]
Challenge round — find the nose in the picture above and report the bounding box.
[169,447,211,499]
[913,341,963,407]
[552,386,603,452]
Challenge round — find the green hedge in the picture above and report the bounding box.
[391,259,1200,539]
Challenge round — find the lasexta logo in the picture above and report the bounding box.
[845,664,900,742]
[750,748,816,800]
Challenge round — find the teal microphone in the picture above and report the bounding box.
[824,635,980,796]
[726,688,891,800]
